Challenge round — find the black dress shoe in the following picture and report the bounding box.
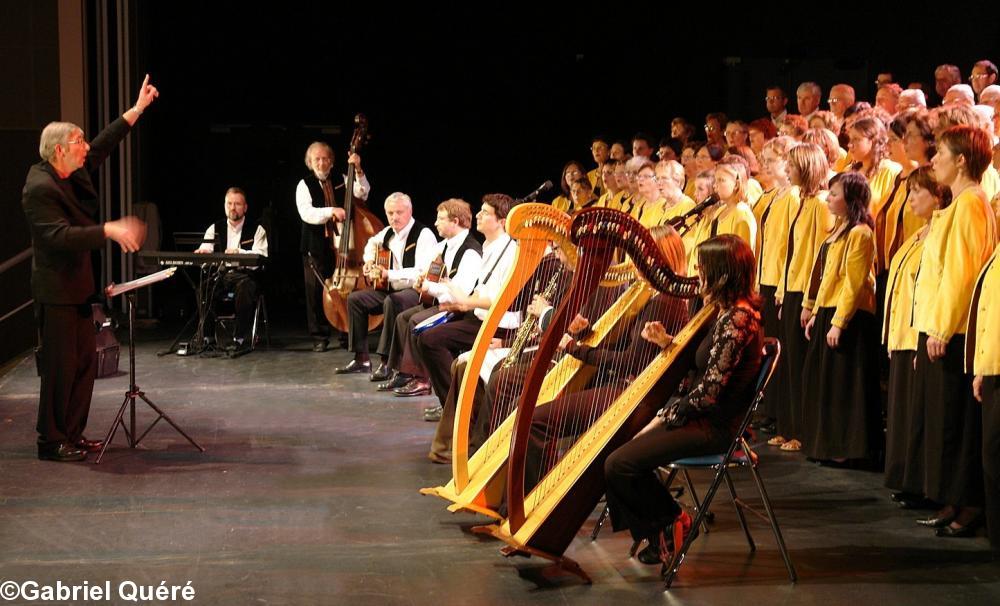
[936,515,983,538]
[38,443,87,462]
[377,372,410,391]
[916,511,958,528]
[74,437,104,453]
[636,538,663,565]
[335,359,371,374]
[370,362,391,382]
[423,405,443,422]
[313,340,329,352]
[394,379,431,397]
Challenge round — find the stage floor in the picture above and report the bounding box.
[1,329,997,605]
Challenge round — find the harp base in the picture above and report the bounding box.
[419,485,504,520]
[471,523,593,584]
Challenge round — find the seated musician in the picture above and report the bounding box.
[426,245,573,464]
[521,226,689,493]
[603,234,763,566]
[195,186,268,352]
[335,192,437,378]
[412,194,518,413]
[379,198,483,396]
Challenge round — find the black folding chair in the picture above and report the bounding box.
[662,337,796,589]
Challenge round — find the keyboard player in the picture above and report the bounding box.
[195,187,268,351]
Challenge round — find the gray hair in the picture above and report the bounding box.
[946,84,975,105]
[38,122,80,162]
[384,192,412,209]
[899,88,927,108]
[979,84,1000,105]
[304,141,334,170]
[797,81,821,97]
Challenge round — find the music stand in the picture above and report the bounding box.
[96,268,205,464]
[157,232,219,356]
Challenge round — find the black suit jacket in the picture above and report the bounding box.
[21,117,131,305]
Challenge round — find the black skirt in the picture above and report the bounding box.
[884,350,923,492]
[983,376,999,551]
[801,307,882,460]
[917,333,984,506]
[758,285,782,419]
[775,290,807,439]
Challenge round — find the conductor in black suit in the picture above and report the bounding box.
[21,74,158,462]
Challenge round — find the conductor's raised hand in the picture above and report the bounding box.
[104,216,146,253]
[135,74,159,112]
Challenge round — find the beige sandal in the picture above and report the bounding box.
[780,439,802,451]
[767,435,787,446]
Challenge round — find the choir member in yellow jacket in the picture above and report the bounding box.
[800,171,880,463]
[770,143,832,451]
[754,136,800,427]
[632,161,665,228]
[912,125,998,538]
[654,160,697,232]
[686,156,757,275]
[882,167,950,507]
[968,243,1000,553]
[680,142,700,199]
[551,160,588,214]
[569,177,600,213]
[595,161,623,210]
[588,137,610,197]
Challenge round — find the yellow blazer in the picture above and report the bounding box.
[966,246,1000,375]
[757,186,801,288]
[753,188,778,225]
[587,167,602,195]
[777,193,833,301]
[683,177,698,200]
[883,232,924,352]
[833,149,852,173]
[982,165,1000,202]
[746,178,764,207]
[804,223,876,328]
[686,201,757,274]
[551,195,573,214]
[912,187,998,341]
[877,175,926,274]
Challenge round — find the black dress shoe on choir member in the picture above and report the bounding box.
[313,340,329,352]
[916,510,958,528]
[38,443,87,462]
[335,359,371,374]
[74,437,104,453]
[394,379,432,397]
[370,362,391,382]
[936,515,984,538]
[378,372,410,391]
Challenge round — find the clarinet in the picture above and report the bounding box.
[500,266,563,369]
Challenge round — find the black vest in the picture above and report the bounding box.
[213,218,261,252]
[445,231,483,278]
[299,173,345,256]
[380,220,428,269]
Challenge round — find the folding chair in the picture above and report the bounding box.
[662,337,796,589]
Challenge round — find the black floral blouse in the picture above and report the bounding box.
[661,304,763,428]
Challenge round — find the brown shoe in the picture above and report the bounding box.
[427,451,451,464]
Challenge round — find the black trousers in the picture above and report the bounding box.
[302,253,331,341]
[413,314,482,407]
[391,303,439,376]
[604,418,734,542]
[213,270,258,340]
[35,303,96,448]
[346,287,420,357]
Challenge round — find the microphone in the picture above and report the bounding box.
[668,193,719,228]
[517,180,554,203]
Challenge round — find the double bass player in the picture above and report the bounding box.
[296,142,370,352]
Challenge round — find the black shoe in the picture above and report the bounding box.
[890,491,916,503]
[313,340,329,352]
[74,437,104,453]
[377,372,410,391]
[335,359,371,374]
[38,443,87,462]
[423,405,443,422]
[394,379,431,397]
[370,362,391,382]
[636,538,663,565]
[898,496,938,510]
[936,515,983,538]
[916,510,958,528]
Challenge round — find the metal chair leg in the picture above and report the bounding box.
[724,469,755,551]
[748,461,797,582]
[591,504,610,541]
[682,470,712,533]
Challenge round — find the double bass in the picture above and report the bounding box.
[322,114,386,332]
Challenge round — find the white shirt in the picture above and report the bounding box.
[295,172,371,225]
[196,218,268,257]
[422,228,483,303]
[770,109,788,127]
[362,217,438,290]
[472,232,519,328]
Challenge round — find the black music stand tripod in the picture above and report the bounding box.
[96,271,204,463]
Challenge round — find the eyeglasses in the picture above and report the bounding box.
[637,174,657,181]
[970,73,992,81]
[827,98,845,104]
[764,96,783,102]
[65,137,87,146]
[704,124,717,132]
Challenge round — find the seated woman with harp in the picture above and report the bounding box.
[521,225,690,493]
[603,234,763,565]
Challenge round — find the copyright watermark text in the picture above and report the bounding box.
[0,580,195,602]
